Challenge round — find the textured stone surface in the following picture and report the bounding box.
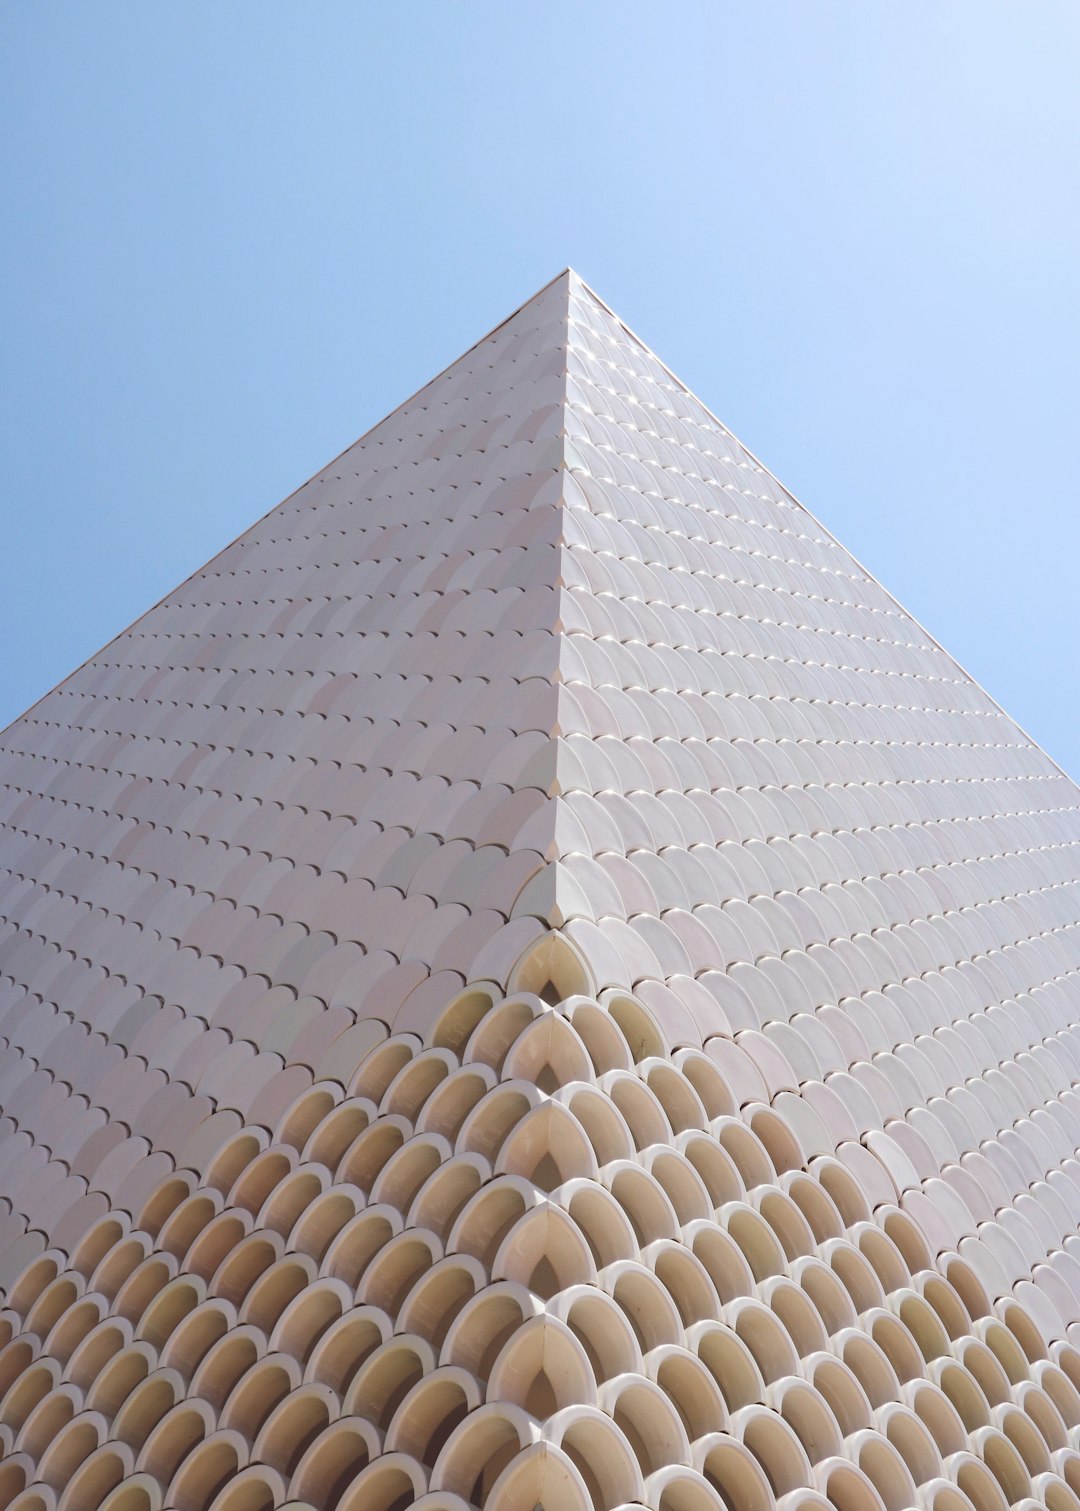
[1,272,1080,1509]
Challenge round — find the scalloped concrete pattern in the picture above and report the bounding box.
[0,272,1079,1511]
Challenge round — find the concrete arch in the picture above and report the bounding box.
[651,1344,729,1443]
[396,1254,484,1348]
[343,1334,434,1430]
[429,1401,535,1502]
[301,1096,377,1175]
[546,1402,646,1507]
[557,1083,635,1167]
[487,1312,597,1416]
[164,1428,248,1511]
[219,1350,302,1440]
[441,1282,536,1378]
[288,1415,381,1506]
[606,1160,679,1246]
[492,1202,596,1297]
[251,1379,338,1477]
[357,1227,442,1314]
[135,1395,215,1485]
[495,1101,598,1190]
[501,1011,594,1091]
[558,1179,638,1269]
[320,1203,401,1289]
[695,1432,776,1511]
[384,1366,480,1465]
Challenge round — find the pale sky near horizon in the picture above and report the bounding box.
[2,4,1079,771]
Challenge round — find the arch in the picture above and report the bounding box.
[321,1204,402,1288]
[210,1229,283,1311]
[643,1061,708,1135]
[205,1465,287,1511]
[160,1298,235,1379]
[343,1335,434,1430]
[270,1277,352,1364]
[350,1034,422,1104]
[1,1356,58,1435]
[804,1352,873,1436]
[721,1203,786,1283]
[747,1106,804,1177]
[185,1210,252,1288]
[189,1325,265,1415]
[36,1409,106,1493]
[652,1345,729,1443]
[757,1275,828,1359]
[551,1284,643,1385]
[696,1433,775,1511]
[487,1314,596,1417]
[560,1179,638,1269]
[305,1304,391,1395]
[465,1002,541,1076]
[686,1223,755,1305]
[732,1403,812,1498]
[429,1401,534,1502]
[767,1377,843,1466]
[649,1240,722,1329]
[603,993,665,1064]
[501,1013,594,1092]
[547,1404,645,1507]
[276,1080,342,1153]
[382,1048,457,1121]
[257,1163,330,1241]
[484,1438,592,1511]
[336,1115,410,1194]
[606,1260,683,1353]
[288,1183,365,1265]
[205,1128,270,1200]
[86,1344,158,1422]
[396,1256,484,1349]
[251,1380,337,1477]
[370,1132,452,1212]
[220,1351,302,1441]
[606,1160,679,1246]
[302,1096,376,1174]
[288,1415,381,1507]
[357,1228,442,1314]
[491,1203,595,1298]
[429,986,498,1056]
[567,1001,632,1076]
[645,1147,713,1226]
[603,1072,672,1151]
[712,1119,775,1191]
[407,1153,489,1240]
[812,1456,888,1511]
[227,1145,297,1217]
[55,1441,133,1511]
[510,933,593,1006]
[691,1320,766,1413]
[680,1132,745,1209]
[98,1473,165,1511]
[165,1429,247,1511]
[384,1367,480,1466]
[416,1067,495,1144]
[495,1102,597,1191]
[136,1396,215,1485]
[441,1283,534,1379]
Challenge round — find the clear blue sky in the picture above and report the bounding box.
[3,4,1078,771]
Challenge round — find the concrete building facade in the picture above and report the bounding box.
[1,272,1080,1510]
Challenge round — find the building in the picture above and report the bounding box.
[1,270,1079,1511]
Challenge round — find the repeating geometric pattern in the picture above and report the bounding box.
[1,270,1079,1510]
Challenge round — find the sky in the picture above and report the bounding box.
[2,3,1079,773]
